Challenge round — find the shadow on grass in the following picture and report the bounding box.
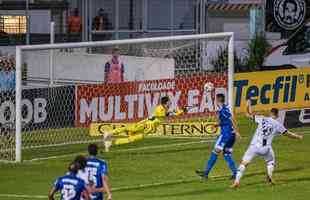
[114,166,307,199]
[243,176,310,188]
[238,166,307,187]
[243,166,305,179]
[275,176,310,185]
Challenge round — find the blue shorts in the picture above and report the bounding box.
[214,134,235,153]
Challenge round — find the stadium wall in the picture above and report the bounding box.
[234,67,310,113]
[75,74,227,127]
[0,86,75,131]
[279,108,310,129]
[25,51,175,83]
[2,68,309,131]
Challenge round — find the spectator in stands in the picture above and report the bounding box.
[92,8,111,31]
[0,57,15,91]
[68,8,82,33]
[104,47,124,83]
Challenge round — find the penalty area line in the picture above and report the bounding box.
[0,174,227,199]
[0,194,46,199]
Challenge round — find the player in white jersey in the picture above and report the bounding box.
[231,100,303,188]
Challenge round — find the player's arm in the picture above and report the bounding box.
[93,164,112,200]
[167,107,187,117]
[231,116,241,138]
[245,99,255,120]
[48,178,60,200]
[283,130,303,140]
[103,176,112,200]
[104,62,110,82]
[48,187,57,200]
[82,188,91,200]
[276,121,303,140]
[92,175,111,200]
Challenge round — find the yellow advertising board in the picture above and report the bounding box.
[234,68,310,113]
[89,122,220,137]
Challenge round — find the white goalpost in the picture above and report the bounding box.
[10,32,234,162]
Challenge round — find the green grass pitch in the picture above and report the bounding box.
[0,116,310,200]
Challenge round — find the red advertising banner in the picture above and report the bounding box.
[75,74,227,127]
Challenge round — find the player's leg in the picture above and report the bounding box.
[197,135,224,178]
[103,126,128,152]
[104,118,149,138]
[103,127,126,148]
[231,145,257,188]
[114,133,144,145]
[264,147,276,184]
[103,124,143,151]
[223,134,237,179]
[122,120,155,143]
[104,120,150,151]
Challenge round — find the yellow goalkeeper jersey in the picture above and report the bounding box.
[153,104,167,118]
[153,104,184,120]
[149,104,167,127]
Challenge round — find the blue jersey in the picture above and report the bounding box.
[0,71,15,91]
[218,105,234,135]
[54,173,86,200]
[85,157,108,200]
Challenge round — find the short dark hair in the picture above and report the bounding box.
[88,144,98,156]
[216,93,225,103]
[112,47,120,53]
[160,96,170,105]
[68,162,79,174]
[74,155,87,170]
[271,108,279,117]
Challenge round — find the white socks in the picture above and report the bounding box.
[235,164,246,182]
[234,162,274,183]
[104,140,112,152]
[267,162,274,178]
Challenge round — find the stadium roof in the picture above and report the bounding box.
[207,1,262,11]
[208,3,261,11]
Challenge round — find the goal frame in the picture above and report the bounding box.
[15,32,234,162]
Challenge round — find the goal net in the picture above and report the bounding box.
[1,33,234,162]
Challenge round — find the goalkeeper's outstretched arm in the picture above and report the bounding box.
[167,107,187,117]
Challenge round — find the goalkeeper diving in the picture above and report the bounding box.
[103,96,186,151]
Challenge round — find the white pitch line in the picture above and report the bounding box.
[0,178,198,199]
[25,139,214,162]
[0,174,223,199]
[0,160,17,164]
[0,194,46,199]
[0,167,287,199]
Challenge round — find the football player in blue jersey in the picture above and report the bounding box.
[83,144,112,200]
[196,93,240,180]
[48,162,90,200]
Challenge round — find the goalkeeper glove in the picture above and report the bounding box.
[175,107,186,116]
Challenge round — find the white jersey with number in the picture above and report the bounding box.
[250,115,287,147]
[77,169,89,184]
[77,170,89,200]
